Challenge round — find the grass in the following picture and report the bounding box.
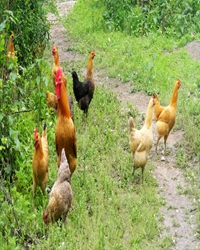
[65,0,200,226]
[0,66,166,249]
[1,0,200,249]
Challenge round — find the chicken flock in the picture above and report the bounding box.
[32,45,96,225]
[28,40,180,224]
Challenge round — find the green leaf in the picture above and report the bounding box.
[0,21,6,32]
[14,137,20,151]
[8,116,13,126]
[36,76,40,85]
[0,113,4,122]
[180,26,184,34]
[148,61,154,71]
[9,72,17,80]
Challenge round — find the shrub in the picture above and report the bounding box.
[101,0,200,37]
[1,0,51,68]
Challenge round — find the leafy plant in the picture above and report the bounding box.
[1,0,52,68]
[101,0,200,37]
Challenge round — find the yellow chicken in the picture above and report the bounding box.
[46,90,58,112]
[32,123,48,195]
[7,31,15,59]
[153,78,181,155]
[128,97,154,182]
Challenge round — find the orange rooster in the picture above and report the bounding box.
[72,50,95,116]
[43,148,72,225]
[128,97,154,182]
[32,123,48,195]
[55,68,77,175]
[52,45,66,86]
[153,78,181,155]
[46,90,75,121]
[7,31,15,59]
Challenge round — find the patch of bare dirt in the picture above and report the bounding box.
[47,2,199,249]
[185,41,200,61]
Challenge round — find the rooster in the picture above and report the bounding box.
[52,45,66,86]
[43,148,72,225]
[72,50,95,116]
[7,31,15,59]
[153,78,181,155]
[32,123,48,195]
[128,97,154,182]
[46,90,74,120]
[55,68,77,175]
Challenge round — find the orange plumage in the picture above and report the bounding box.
[52,45,60,84]
[52,45,66,86]
[32,123,48,195]
[55,68,77,175]
[86,50,95,79]
[7,31,15,59]
[154,78,181,155]
[45,90,74,121]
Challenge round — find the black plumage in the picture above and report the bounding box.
[71,71,95,115]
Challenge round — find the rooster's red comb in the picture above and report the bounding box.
[55,68,63,82]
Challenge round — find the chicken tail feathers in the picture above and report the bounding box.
[128,117,134,133]
[61,148,67,162]
[43,122,47,131]
[59,148,71,183]
[43,122,47,138]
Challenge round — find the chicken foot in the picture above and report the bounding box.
[156,134,169,156]
[132,165,144,183]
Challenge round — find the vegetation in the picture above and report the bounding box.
[0,0,200,249]
[102,0,200,37]
[0,0,51,67]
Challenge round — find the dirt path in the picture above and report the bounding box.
[47,2,199,249]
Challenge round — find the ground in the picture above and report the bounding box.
[47,2,200,249]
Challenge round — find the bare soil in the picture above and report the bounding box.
[47,2,199,249]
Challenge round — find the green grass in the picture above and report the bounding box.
[65,0,200,203]
[0,84,165,249]
[63,0,200,245]
[1,0,200,249]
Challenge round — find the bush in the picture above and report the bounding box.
[0,0,51,67]
[101,0,200,37]
[0,17,50,182]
